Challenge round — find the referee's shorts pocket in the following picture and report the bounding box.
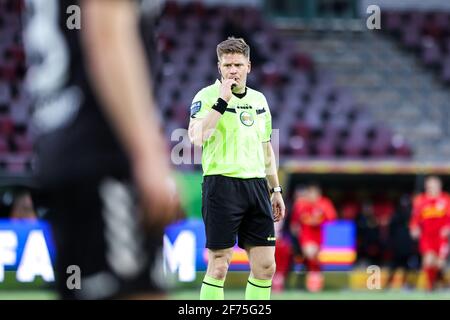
[201,176,220,223]
[203,176,220,198]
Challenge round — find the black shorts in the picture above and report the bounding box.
[202,175,275,250]
[45,176,166,300]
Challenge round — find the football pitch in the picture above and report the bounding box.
[1,289,449,300]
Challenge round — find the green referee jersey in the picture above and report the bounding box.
[190,80,272,179]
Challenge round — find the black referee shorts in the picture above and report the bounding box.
[201,175,275,250]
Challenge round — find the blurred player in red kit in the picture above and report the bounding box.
[410,176,450,291]
[272,187,308,292]
[272,219,293,293]
[290,183,337,292]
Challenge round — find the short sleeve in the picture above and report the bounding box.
[260,95,272,142]
[190,89,213,119]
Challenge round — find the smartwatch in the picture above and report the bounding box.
[270,186,283,194]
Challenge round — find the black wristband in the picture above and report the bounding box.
[212,98,228,114]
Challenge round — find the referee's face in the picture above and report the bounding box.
[218,53,251,93]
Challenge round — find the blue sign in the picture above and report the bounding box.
[0,219,55,282]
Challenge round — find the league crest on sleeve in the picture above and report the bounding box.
[190,101,201,117]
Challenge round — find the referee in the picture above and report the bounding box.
[188,37,285,300]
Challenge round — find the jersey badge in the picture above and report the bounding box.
[190,101,201,117]
[240,111,254,127]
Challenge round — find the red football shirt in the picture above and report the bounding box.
[291,197,337,245]
[410,193,450,238]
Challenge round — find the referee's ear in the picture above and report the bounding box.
[217,64,222,79]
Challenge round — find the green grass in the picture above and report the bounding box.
[171,289,450,300]
[0,290,58,300]
[1,289,449,300]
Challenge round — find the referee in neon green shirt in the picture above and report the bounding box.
[188,37,285,300]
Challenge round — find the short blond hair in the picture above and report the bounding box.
[216,37,250,60]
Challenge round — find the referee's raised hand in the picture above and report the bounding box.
[219,78,238,103]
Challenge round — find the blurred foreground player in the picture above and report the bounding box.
[410,176,450,291]
[24,0,179,299]
[290,183,337,292]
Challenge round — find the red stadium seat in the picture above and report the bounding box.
[0,116,14,136]
[0,137,8,154]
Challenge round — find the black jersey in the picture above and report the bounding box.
[24,0,162,188]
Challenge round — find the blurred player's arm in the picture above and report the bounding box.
[324,198,338,221]
[289,202,301,237]
[409,196,422,239]
[188,79,237,146]
[441,224,450,239]
[441,197,450,238]
[263,141,285,222]
[81,0,178,227]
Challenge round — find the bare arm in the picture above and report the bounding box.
[81,0,178,227]
[82,0,162,163]
[263,141,285,222]
[263,141,280,189]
